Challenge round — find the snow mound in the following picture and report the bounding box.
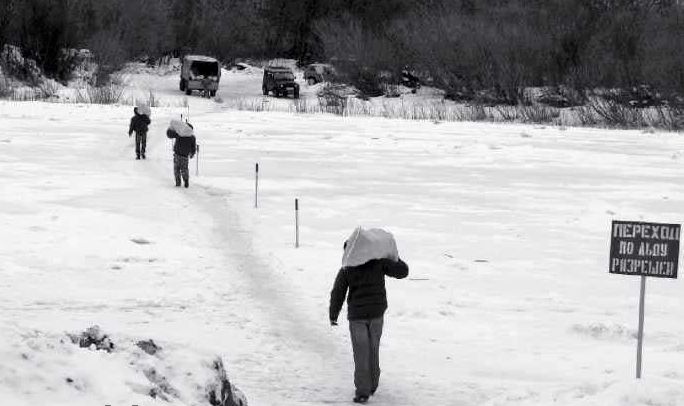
[0,326,247,406]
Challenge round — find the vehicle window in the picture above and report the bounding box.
[190,61,219,77]
[274,72,294,80]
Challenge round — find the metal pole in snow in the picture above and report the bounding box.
[195,144,200,176]
[636,275,647,378]
[254,163,259,208]
[295,198,299,248]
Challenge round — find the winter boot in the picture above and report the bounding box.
[184,180,189,188]
[353,396,368,404]
[136,155,140,160]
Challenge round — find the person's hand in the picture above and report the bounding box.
[128,134,132,137]
[330,320,338,326]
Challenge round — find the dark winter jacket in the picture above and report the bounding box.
[329,258,408,322]
[129,111,150,135]
[166,129,197,158]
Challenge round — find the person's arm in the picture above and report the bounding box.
[383,257,409,279]
[144,115,151,125]
[166,129,178,139]
[329,269,348,324]
[129,117,135,136]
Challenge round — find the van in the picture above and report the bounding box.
[179,55,221,97]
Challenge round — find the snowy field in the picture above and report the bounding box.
[1,67,684,406]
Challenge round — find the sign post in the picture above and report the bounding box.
[636,275,646,378]
[609,220,680,379]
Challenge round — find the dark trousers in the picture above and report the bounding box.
[135,132,147,157]
[349,316,384,397]
[173,154,190,186]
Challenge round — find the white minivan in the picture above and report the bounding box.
[179,55,221,97]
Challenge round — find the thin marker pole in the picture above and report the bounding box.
[254,163,259,208]
[636,275,647,379]
[195,144,200,176]
[295,198,299,248]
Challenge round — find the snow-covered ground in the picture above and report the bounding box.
[1,65,684,406]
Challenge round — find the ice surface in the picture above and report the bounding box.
[1,64,683,405]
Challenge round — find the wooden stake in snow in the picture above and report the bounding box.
[295,198,300,248]
[254,163,259,208]
[195,144,200,176]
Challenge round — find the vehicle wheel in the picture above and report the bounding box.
[185,87,192,96]
[262,86,268,96]
[179,80,186,91]
[307,77,316,86]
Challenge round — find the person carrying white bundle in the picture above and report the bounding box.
[166,119,196,188]
[329,227,409,404]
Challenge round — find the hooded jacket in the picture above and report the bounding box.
[129,107,150,135]
[330,228,408,322]
[166,120,196,157]
[329,257,409,322]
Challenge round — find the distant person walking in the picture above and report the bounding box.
[128,106,151,160]
[329,227,409,404]
[166,119,196,188]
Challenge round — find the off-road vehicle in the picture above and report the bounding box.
[179,55,221,97]
[262,67,300,98]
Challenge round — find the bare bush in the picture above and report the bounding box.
[76,83,125,104]
[39,79,61,99]
[538,86,586,108]
[589,98,648,128]
[317,84,349,116]
[293,98,309,114]
[496,105,519,122]
[0,74,11,98]
[133,90,158,109]
[519,105,561,124]
[575,106,600,126]
[650,105,684,131]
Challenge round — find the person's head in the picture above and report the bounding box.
[133,107,139,115]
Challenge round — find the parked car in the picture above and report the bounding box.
[179,55,221,97]
[262,66,300,98]
[303,63,335,85]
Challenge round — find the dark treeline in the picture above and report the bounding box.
[1,0,684,101]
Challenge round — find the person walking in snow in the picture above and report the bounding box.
[166,119,197,188]
[329,227,409,404]
[128,106,151,160]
